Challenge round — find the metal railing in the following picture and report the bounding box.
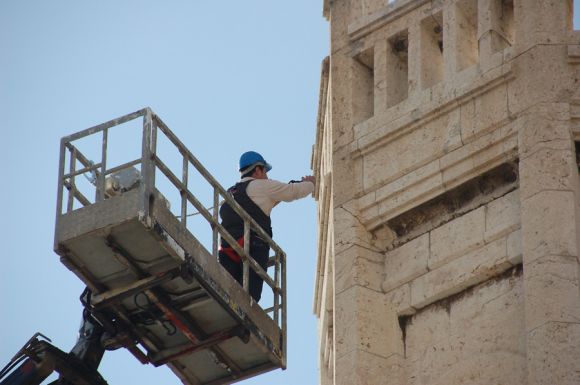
[55,108,287,347]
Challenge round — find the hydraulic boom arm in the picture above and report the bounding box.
[0,290,111,385]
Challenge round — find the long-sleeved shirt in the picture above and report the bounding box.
[241,177,314,216]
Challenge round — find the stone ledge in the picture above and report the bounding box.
[567,44,580,64]
[359,127,517,231]
[429,207,486,270]
[410,235,517,310]
[347,0,430,41]
[383,233,429,293]
[384,228,523,315]
[484,190,521,243]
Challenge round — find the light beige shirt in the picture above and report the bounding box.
[241,177,314,216]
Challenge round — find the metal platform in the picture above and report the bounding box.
[54,109,287,385]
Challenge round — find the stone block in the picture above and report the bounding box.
[362,110,461,191]
[334,151,363,209]
[329,0,352,54]
[440,154,476,189]
[412,237,511,309]
[516,102,572,157]
[478,46,504,73]
[373,168,444,226]
[358,190,376,210]
[567,44,580,60]
[449,266,524,344]
[459,98,476,143]
[334,287,358,359]
[374,159,441,204]
[383,233,429,292]
[484,189,521,242]
[519,148,576,200]
[461,83,509,142]
[384,283,415,316]
[454,59,507,102]
[500,123,519,155]
[442,2,457,79]
[405,267,525,385]
[442,108,462,154]
[371,33,388,119]
[513,0,572,55]
[429,206,485,269]
[335,349,403,385]
[440,124,516,189]
[351,0,387,20]
[524,254,580,332]
[335,285,404,360]
[507,46,574,117]
[527,322,580,385]
[336,244,384,295]
[469,119,517,166]
[506,229,523,265]
[333,199,377,255]
[520,190,578,263]
[405,304,457,385]
[330,49,357,152]
[447,269,526,385]
[407,20,422,97]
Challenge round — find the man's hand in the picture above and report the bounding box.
[301,175,315,184]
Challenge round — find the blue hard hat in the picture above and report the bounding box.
[239,151,272,172]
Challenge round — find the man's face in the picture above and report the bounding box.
[254,167,268,180]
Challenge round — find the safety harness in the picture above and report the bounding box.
[219,180,272,262]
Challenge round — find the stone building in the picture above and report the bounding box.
[311,0,580,384]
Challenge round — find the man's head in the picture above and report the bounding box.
[239,151,272,179]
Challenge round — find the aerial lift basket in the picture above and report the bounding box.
[53,108,287,385]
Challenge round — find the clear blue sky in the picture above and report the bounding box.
[0,2,328,385]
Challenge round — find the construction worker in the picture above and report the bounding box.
[218,151,315,302]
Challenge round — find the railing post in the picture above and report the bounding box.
[140,110,154,217]
[150,115,157,190]
[151,115,158,156]
[181,153,188,225]
[243,220,250,293]
[67,147,77,213]
[281,251,287,365]
[55,138,66,219]
[213,187,219,257]
[274,250,280,326]
[96,128,108,202]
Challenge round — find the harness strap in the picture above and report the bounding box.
[219,237,245,263]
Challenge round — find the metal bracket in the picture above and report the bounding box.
[180,255,195,284]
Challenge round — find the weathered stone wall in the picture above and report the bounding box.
[312,0,580,384]
[404,266,525,385]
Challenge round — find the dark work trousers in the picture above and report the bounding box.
[218,238,270,302]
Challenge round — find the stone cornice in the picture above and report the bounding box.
[352,62,519,231]
[348,0,430,41]
[323,0,330,20]
[360,127,518,231]
[312,56,330,200]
